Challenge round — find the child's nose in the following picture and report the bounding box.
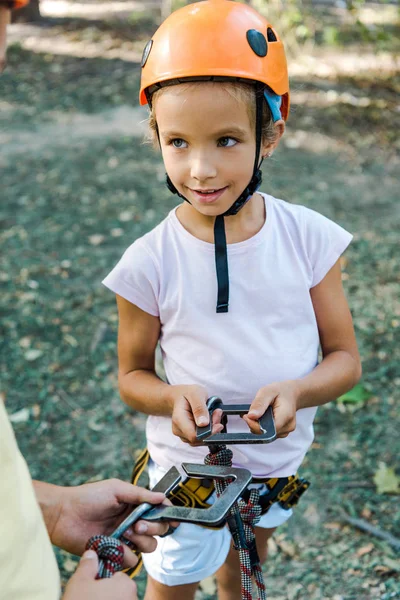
[190,154,217,182]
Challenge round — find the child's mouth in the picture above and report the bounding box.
[190,187,228,204]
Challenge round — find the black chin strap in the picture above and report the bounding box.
[214,215,229,312]
[165,84,265,313]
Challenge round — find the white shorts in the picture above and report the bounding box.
[142,460,293,586]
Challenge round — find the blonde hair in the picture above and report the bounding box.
[147,80,277,148]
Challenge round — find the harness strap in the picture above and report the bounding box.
[128,449,310,581]
[131,448,309,517]
[242,474,310,512]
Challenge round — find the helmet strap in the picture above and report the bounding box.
[214,84,265,312]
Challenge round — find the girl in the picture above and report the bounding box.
[103,1,361,598]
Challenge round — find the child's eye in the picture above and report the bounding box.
[170,138,188,149]
[218,137,238,148]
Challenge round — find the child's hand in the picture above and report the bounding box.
[242,380,300,439]
[171,384,224,445]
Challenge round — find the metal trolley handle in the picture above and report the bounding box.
[196,396,277,445]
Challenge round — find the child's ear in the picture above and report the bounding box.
[262,119,285,159]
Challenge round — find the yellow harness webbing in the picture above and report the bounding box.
[125,449,309,579]
[131,449,309,517]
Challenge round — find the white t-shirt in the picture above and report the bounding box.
[103,193,352,477]
[0,402,61,599]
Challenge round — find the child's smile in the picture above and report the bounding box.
[155,81,260,217]
[188,186,229,205]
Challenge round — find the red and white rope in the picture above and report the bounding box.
[205,445,267,600]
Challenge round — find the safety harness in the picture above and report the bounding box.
[126,399,309,598]
[87,400,309,598]
[131,447,309,520]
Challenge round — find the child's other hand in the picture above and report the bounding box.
[171,385,224,445]
[242,380,300,439]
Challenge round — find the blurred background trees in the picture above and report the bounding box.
[13,0,397,55]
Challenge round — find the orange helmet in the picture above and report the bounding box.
[139,0,289,120]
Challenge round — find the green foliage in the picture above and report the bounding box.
[323,26,341,46]
[373,463,400,495]
[172,0,187,9]
[254,0,399,52]
[127,9,157,30]
[337,383,371,406]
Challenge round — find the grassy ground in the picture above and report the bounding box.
[1,3,400,599]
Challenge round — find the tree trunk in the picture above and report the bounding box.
[12,0,41,23]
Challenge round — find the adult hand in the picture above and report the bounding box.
[48,480,175,568]
[171,384,223,445]
[63,550,137,600]
[242,380,300,439]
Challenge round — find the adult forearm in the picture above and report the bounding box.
[296,350,362,410]
[33,480,64,542]
[119,369,174,416]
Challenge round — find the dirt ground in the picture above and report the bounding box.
[1,1,400,598]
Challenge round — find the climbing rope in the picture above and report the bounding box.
[85,534,125,578]
[205,445,267,600]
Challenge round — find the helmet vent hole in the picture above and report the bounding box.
[267,27,277,42]
[246,29,268,57]
[141,40,153,68]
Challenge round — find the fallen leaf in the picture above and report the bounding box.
[88,418,104,431]
[32,404,41,418]
[9,407,30,423]
[19,336,31,348]
[337,383,371,405]
[303,503,320,525]
[199,576,217,595]
[64,334,78,347]
[373,462,400,495]
[88,234,105,246]
[276,539,297,557]
[382,557,400,572]
[346,569,362,576]
[111,227,124,237]
[24,349,43,361]
[329,542,349,557]
[324,521,342,531]
[119,210,134,222]
[62,556,78,573]
[374,565,394,576]
[361,507,372,519]
[356,543,374,557]
[268,537,278,556]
